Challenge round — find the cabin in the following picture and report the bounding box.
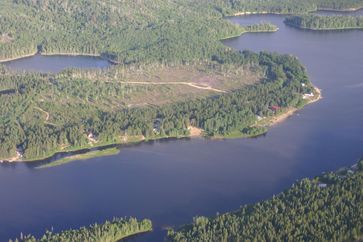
[318,183,327,188]
[270,105,280,112]
[87,132,98,143]
[256,115,264,121]
[153,118,163,133]
[16,147,24,159]
[303,92,314,99]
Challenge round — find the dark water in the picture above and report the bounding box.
[1,12,363,242]
[3,54,110,73]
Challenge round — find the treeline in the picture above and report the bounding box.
[168,159,363,242]
[285,15,363,30]
[10,217,152,242]
[1,0,363,63]
[0,51,314,160]
[224,0,363,15]
[245,23,278,32]
[0,0,243,63]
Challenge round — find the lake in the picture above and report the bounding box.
[0,11,363,241]
[2,54,111,73]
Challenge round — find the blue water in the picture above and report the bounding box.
[0,11,362,242]
[3,54,110,73]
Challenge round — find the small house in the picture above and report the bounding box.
[270,105,280,112]
[318,183,327,188]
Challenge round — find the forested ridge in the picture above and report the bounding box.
[168,159,363,242]
[1,0,363,62]
[226,0,363,14]
[285,15,363,30]
[10,217,152,242]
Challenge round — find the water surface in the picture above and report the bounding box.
[3,54,110,73]
[1,12,363,241]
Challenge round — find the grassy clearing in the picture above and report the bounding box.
[36,148,120,169]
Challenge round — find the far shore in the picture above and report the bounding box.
[316,7,363,12]
[285,22,363,31]
[230,6,363,17]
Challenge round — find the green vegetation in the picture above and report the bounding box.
[36,147,120,169]
[225,0,363,15]
[285,15,363,30]
[245,23,279,32]
[168,159,363,242]
[0,52,315,161]
[11,217,152,242]
[0,0,240,63]
[1,0,363,62]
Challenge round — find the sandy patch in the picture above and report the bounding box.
[188,126,203,137]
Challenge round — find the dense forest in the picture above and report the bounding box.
[285,15,363,30]
[11,217,152,242]
[168,159,363,242]
[1,0,353,161]
[226,0,363,14]
[0,51,315,160]
[1,0,363,62]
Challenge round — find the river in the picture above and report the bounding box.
[0,11,363,241]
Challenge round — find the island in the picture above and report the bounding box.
[168,159,363,241]
[285,15,363,30]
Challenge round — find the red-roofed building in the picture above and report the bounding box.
[270,105,280,112]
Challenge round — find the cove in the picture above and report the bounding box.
[0,11,363,242]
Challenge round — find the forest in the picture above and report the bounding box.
[285,15,363,30]
[168,159,363,242]
[0,0,355,161]
[0,51,314,160]
[1,0,363,62]
[10,217,152,242]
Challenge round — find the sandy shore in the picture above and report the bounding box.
[188,126,203,137]
[268,86,322,126]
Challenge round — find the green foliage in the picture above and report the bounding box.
[11,217,152,242]
[168,161,363,242]
[0,0,243,63]
[1,0,363,62]
[224,0,363,14]
[245,22,279,32]
[0,52,313,160]
[285,15,363,30]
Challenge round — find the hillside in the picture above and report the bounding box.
[285,15,363,30]
[168,159,363,241]
[1,0,363,62]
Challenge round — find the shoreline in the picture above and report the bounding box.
[316,7,363,12]
[0,87,322,165]
[265,86,322,127]
[0,52,38,63]
[220,28,279,41]
[285,22,363,31]
[229,6,363,17]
